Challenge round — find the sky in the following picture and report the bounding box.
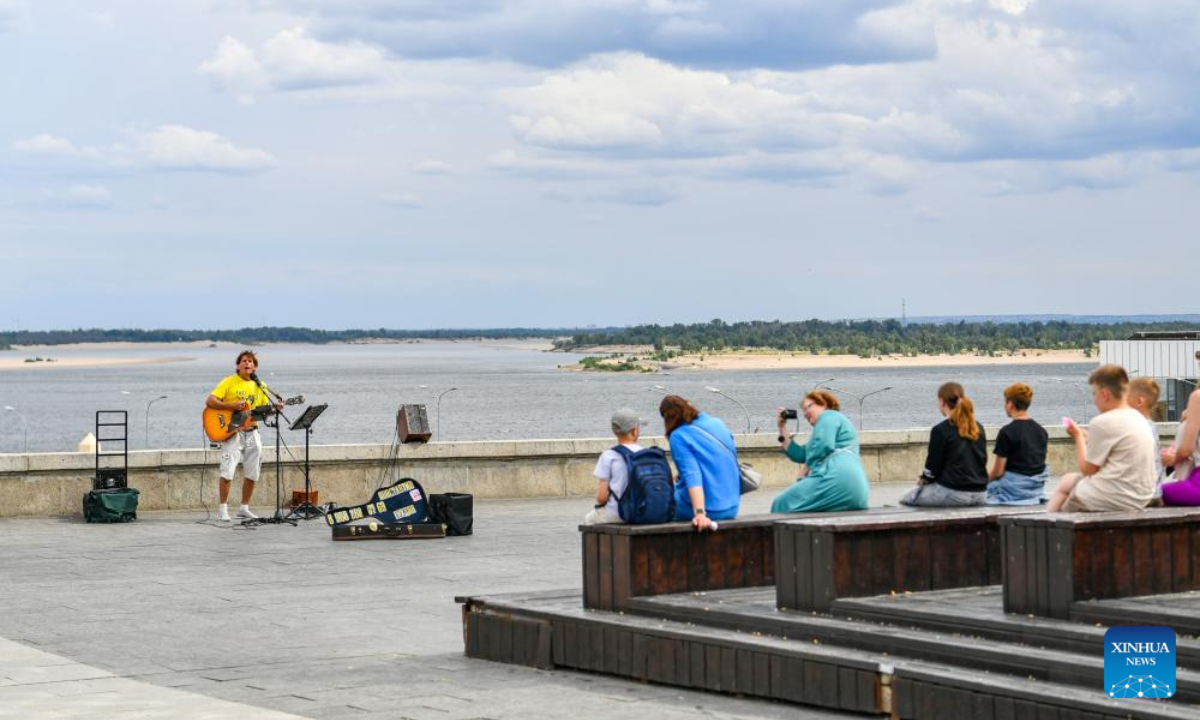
[2,0,1199,330]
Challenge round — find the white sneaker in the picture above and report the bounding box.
[217,504,231,522]
[236,505,259,520]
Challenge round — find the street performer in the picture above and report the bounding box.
[206,350,280,522]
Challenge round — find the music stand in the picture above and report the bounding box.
[286,404,328,520]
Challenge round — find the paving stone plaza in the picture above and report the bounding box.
[0,487,915,719]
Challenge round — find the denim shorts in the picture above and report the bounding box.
[985,470,1048,506]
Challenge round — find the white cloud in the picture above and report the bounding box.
[379,192,422,208]
[14,134,79,156]
[13,128,275,175]
[413,159,452,175]
[200,27,390,100]
[142,125,276,173]
[505,53,826,157]
[199,36,266,102]
[490,2,1200,193]
[270,0,934,70]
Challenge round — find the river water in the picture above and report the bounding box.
[0,341,1101,453]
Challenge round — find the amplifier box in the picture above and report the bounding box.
[398,404,432,443]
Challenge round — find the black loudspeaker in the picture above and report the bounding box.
[398,404,431,443]
[430,493,473,536]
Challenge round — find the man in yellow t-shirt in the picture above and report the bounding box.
[206,350,274,521]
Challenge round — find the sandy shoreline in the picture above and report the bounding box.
[0,338,557,371]
[673,349,1090,371]
[0,341,1090,372]
[565,348,1091,371]
[0,355,196,371]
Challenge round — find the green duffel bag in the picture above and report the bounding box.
[83,488,139,523]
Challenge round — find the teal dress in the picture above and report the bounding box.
[771,410,870,513]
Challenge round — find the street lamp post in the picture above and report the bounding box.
[792,376,835,390]
[145,395,168,449]
[1050,377,1092,421]
[705,386,751,434]
[826,386,893,431]
[436,387,457,439]
[4,406,28,453]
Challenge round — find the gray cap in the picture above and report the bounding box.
[611,408,645,434]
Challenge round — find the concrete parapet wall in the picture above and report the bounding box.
[0,425,1176,518]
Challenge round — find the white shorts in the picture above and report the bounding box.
[219,429,262,482]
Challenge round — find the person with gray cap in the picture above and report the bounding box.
[584,408,645,525]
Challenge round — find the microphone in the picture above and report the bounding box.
[249,372,283,403]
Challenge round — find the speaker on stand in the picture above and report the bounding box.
[398,404,432,444]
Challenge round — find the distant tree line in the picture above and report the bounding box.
[0,326,612,350]
[553,319,1200,357]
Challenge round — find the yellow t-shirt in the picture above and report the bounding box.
[210,374,269,410]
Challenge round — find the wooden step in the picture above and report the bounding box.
[630,588,1200,703]
[1072,591,1200,637]
[832,586,1200,667]
[459,589,1199,719]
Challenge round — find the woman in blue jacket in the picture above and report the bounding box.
[771,390,869,513]
[659,395,741,532]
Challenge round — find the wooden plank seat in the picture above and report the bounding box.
[776,506,1038,613]
[580,507,917,611]
[581,513,777,611]
[1000,507,1200,619]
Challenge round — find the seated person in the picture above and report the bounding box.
[659,395,741,531]
[901,382,987,507]
[1161,351,1200,506]
[1048,364,1157,512]
[1127,377,1165,502]
[985,383,1048,505]
[771,390,869,513]
[1161,410,1193,479]
[584,408,644,525]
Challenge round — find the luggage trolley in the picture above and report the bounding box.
[84,411,138,523]
[94,410,128,490]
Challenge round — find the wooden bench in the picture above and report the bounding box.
[776,507,1037,613]
[581,515,778,611]
[1000,508,1200,619]
[581,507,919,612]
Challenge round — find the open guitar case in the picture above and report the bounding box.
[327,478,473,541]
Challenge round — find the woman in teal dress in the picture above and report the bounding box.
[771,390,870,513]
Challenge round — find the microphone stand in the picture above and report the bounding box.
[241,376,296,527]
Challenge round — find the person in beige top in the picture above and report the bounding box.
[1048,364,1157,513]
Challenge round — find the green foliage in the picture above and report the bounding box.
[579,355,649,372]
[553,319,1197,356]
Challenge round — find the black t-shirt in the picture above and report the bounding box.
[921,418,988,492]
[993,418,1048,477]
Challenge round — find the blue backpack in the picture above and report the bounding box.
[612,445,676,524]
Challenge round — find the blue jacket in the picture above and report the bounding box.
[668,412,741,518]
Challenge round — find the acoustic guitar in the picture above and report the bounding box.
[202,395,305,443]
